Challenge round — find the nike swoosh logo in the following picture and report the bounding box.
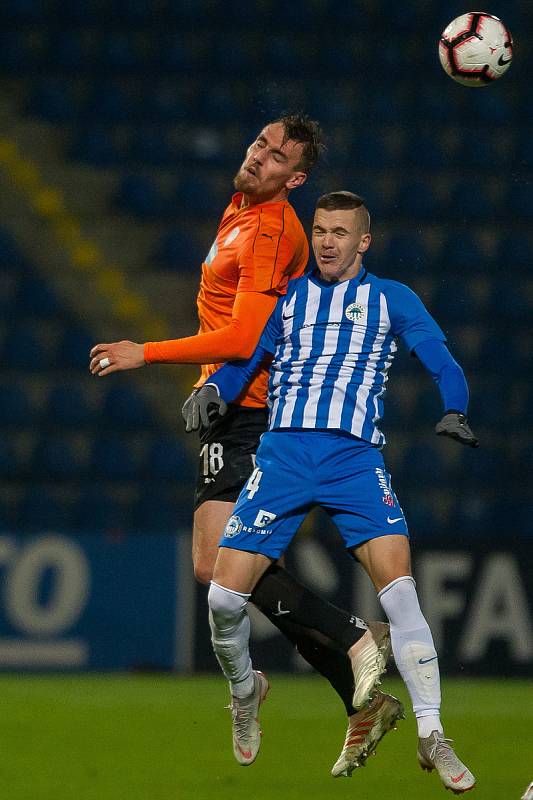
[498,54,512,65]
[387,516,403,524]
[261,232,274,240]
[451,770,467,784]
[418,656,438,664]
[282,313,295,320]
[272,601,290,616]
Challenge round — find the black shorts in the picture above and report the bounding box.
[194,404,269,510]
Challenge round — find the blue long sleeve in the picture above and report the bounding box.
[207,345,272,403]
[414,339,469,414]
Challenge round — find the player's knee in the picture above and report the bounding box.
[208,582,248,626]
[193,561,214,586]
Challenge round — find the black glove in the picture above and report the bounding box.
[181,384,228,433]
[435,411,479,448]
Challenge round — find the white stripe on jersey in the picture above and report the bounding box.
[269,291,297,423]
[326,283,371,429]
[278,280,322,428]
[301,281,350,427]
[372,293,396,443]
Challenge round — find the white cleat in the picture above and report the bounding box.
[417,730,476,794]
[521,781,533,800]
[349,621,392,710]
[331,691,405,777]
[228,670,269,766]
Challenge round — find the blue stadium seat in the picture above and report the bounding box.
[447,180,495,221]
[0,438,22,478]
[0,31,40,72]
[69,126,122,167]
[508,182,533,221]
[385,234,431,270]
[487,280,531,322]
[45,383,96,428]
[26,79,77,123]
[73,487,129,530]
[56,327,94,370]
[153,229,204,271]
[0,383,34,428]
[405,134,445,169]
[14,275,60,319]
[449,493,492,539]
[129,127,174,166]
[496,233,532,272]
[394,180,441,221]
[115,174,168,219]
[133,485,192,532]
[0,229,26,267]
[144,436,194,480]
[86,83,136,123]
[438,232,484,272]
[98,32,141,71]
[32,437,84,479]
[18,486,72,530]
[90,436,138,480]
[2,327,50,370]
[159,33,199,72]
[401,442,448,486]
[46,30,91,69]
[101,385,152,430]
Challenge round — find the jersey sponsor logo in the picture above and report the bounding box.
[253,509,277,527]
[224,515,243,538]
[345,302,367,323]
[375,467,395,507]
[223,226,240,247]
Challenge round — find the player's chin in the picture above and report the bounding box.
[233,171,257,193]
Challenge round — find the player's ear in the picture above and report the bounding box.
[286,171,307,191]
[357,233,372,254]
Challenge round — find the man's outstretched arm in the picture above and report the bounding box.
[414,339,479,447]
[89,290,278,376]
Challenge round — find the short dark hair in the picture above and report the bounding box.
[275,113,324,173]
[315,191,371,232]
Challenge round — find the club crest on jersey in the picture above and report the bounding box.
[223,227,240,247]
[204,240,218,266]
[224,515,243,538]
[345,302,366,323]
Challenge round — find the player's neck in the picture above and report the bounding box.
[241,188,289,208]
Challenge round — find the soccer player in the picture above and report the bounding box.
[187,191,478,792]
[90,120,400,766]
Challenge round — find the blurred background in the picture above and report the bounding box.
[0,0,531,682]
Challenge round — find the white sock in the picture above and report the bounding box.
[208,581,254,698]
[379,576,443,736]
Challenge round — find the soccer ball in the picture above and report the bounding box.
[439,12,513,86]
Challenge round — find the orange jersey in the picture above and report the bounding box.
[195,193,308,406]
[144,193,309,405]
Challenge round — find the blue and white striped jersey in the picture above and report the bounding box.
[213,267,447,446]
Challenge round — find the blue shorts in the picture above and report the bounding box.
[219,430,409,559]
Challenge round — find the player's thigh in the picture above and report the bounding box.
[192,500,235,584]
[212,547,273,594]
[193,406,267,510]
[218,432,312,563]
[352,534,412,593]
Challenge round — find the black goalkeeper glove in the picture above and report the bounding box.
[181,384,228,433]
[435,411,479,448]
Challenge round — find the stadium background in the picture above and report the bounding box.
[0,1,531,797]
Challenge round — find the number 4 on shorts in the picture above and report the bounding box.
[246,467,263,499]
